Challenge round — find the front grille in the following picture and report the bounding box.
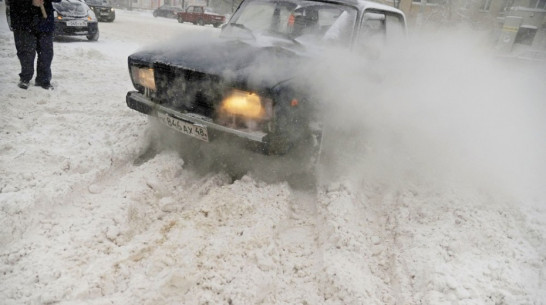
[154,63,224,117]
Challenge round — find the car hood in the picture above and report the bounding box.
[130,37,310,90]
[55,10,88,18]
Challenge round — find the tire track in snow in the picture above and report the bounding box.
[314,183,403,304]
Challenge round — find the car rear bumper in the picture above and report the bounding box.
[126,91,271,152]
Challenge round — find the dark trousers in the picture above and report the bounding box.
[13,29,54,85]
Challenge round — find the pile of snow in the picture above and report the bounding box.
[1,6,545,305]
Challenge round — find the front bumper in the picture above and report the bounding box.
[93,8,115,21]
[54,21,99,36]
[126,91,270,151]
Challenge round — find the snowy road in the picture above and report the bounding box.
[1,5,546,305]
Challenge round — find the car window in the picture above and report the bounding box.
[235,1,295,32]
[356,10,405,54]
[229,0,357,46]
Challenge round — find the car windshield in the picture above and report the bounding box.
[224,0,357,47]
[54,0,87,15]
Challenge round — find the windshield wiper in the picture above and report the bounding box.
[227,23,256,40]
[264,30,304,48]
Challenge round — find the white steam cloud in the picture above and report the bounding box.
[311,27,546,199]
[145,27,545,198]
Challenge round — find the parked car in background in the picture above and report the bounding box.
[152,4,183,18]
[53,0,99,41]
[177,6,226,27]
[85,0,115,22]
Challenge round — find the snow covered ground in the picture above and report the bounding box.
[1,5,546,305]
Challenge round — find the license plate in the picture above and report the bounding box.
[67,20,87,27]
[158,113,209,142]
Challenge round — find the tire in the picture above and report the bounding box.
[177,16,183,23]
[197,19,204,26]
[213,23,220,28]
[87,31,99,41]
[153,11,158,17]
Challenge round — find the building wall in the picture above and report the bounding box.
[113,0,232,10]
[377,0,545,27]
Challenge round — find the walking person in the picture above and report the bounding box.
[8,0,61,90]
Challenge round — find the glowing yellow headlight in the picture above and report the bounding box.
[220,90,269,119]
[131,67,156,91]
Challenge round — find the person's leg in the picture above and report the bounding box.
[13,30,37,84]
[35,31,54,86]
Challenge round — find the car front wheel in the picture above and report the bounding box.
[177,16,183,23]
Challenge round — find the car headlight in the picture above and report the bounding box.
[131,67,156,91]
[88,10,97,21]
[220,89,272,120]
[111,8,115,12]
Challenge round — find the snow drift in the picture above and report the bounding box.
[0,7,545,305]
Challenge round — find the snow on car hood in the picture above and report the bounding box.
[53,1,89,18]
[130,36,312,90]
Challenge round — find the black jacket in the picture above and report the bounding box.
[9,0,61,33]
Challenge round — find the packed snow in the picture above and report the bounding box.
[1,4,545,305]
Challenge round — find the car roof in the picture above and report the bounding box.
[248,0,405,16]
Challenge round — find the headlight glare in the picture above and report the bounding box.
[220,90,271,120]
[131,67,156,91]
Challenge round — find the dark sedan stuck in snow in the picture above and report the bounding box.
[126,0,406,175]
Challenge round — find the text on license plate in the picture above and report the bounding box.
[158,113,209,142]
[67,20,87,27]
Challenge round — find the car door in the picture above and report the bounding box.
[183,6,192,22]
[194,6,204,22]
[161,6,171,17]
